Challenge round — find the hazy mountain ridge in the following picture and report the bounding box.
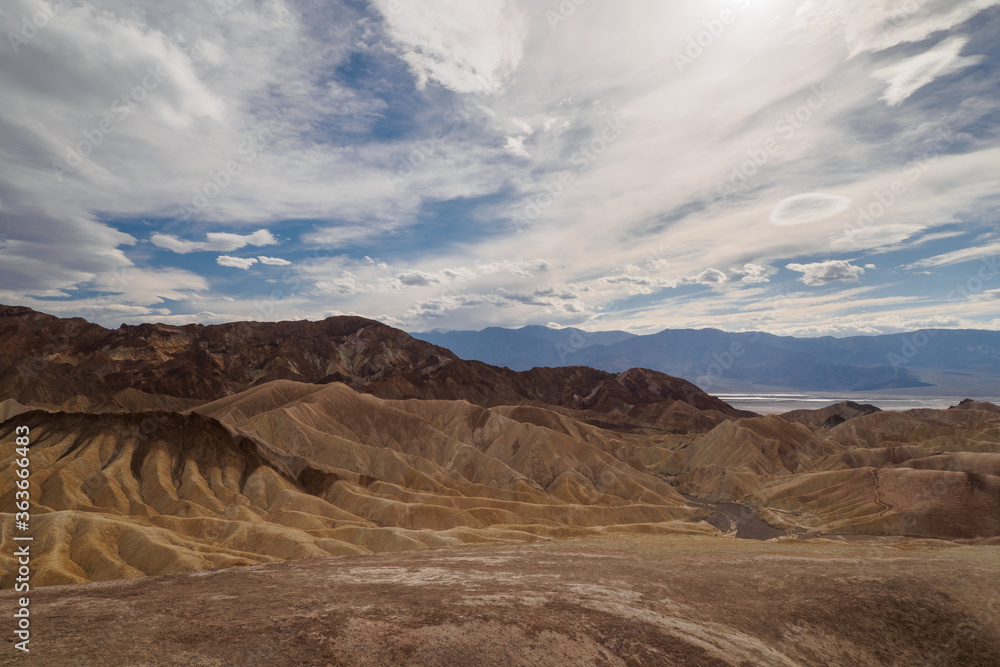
[413,325,1000,392]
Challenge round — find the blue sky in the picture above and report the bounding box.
[1,0,999,336]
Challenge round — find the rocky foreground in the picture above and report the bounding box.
[3,534,998,666]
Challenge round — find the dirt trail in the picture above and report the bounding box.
[681,493,787,540]
[870,468,893,520]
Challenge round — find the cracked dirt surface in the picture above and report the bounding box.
[3,533,999,666]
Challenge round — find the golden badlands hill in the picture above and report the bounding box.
[1,375,999,586]
[0,380,717,586]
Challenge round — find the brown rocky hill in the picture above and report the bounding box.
[0,304,748,432]
[3,380,998,587]
[781,400,881,429]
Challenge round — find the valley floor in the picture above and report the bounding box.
[5,533,999,666]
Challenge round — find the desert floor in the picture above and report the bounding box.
[3,533,999,666]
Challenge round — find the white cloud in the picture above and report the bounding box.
[770,193,852,226]
[88,266,208,304]
[682,268,728,286]
[152,229,277,254]
[872,37,984,106]
[602,272,676,296]
[830,223,925,252]
[837,0,1000,56]
[476,259,550,277]
[372,0,526,94]
[0,264,208,325]
[216,255,258,269]
[903,241,1000,270]
[302,225,394,249]
[3,0,1000,335]
[0,0,509,300]
[786,260,866,286]
[739,263,772,285]
[511,118,533,135]
[502,136,531,158]
[0,0,411,304]
[257,256,291,266]
[398,270,439,286]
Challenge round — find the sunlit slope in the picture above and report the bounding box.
[0,381,710,586]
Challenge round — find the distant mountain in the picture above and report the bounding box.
[412,326,1000,393]
[415,325,636,369]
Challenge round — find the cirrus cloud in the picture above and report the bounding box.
[372,0,526,94]
[872,37,985,106]
[739,263,772,285]
[681,268,728,286]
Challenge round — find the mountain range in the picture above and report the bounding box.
[413,325,1000,394]
[0,304,746,432]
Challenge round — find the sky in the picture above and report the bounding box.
[1,0,999,336]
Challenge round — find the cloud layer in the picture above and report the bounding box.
[1,0,998,337]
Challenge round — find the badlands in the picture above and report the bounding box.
[1,305,998,664]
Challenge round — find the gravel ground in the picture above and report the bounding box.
[3,533,999,666]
